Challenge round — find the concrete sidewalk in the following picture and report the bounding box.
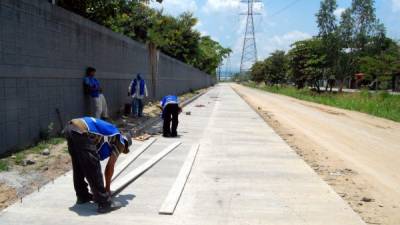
[0,84,365,225]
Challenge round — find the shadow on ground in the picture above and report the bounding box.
[69,194,136,216]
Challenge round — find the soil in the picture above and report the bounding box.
[0,142,71,211]
[232,84,400,225]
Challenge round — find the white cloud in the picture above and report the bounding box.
[150,0,198,16]
[203,0,264,14]
[392,0,400,11]
[260,31,312,58]
[334,7,345,18]
[202,0,240,12]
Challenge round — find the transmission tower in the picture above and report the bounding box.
[224,54,232,80]
[240,0,260,74]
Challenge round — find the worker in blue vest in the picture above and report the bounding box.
[128,73,148,117]
[160,95,182,137]
[64,117,132,214]
[83,67,109,119]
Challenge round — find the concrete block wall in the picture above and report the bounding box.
[0,0,215,154]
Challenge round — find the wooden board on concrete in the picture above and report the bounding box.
[159,143,200,215]
[111,141,181,197]
[112,138,157,181]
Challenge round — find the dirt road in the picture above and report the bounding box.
[232,84,400,225]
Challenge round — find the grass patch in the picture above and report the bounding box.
[0,137,66,167]
[0,160,9,171]
[14,153,25,165]
[246,83,400,122]
[23,137,66,155]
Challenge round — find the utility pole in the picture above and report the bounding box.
[240,0,260,74]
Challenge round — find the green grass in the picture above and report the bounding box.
[0,160,9,171]
[246,83,400,122]
[14,153,25,165]
[0,137,67,167]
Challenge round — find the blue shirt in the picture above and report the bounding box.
[83,76,100,98]
[82,117,126,161]
[160,95,179,109]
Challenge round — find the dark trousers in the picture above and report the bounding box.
[163,104,179,136]
[65,125,111,207]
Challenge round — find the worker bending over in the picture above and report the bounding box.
[160,95,182,137]
[64,117,132,213]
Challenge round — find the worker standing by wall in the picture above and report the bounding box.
[83,67,109,119]
[64,117,132,213]
[128,73,148,117]
[160,95,182,137]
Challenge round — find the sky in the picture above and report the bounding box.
[150,0,400,73]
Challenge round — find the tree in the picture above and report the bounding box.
[193,36,232,75]
[264,51,288,85]
[288,38,327,91]
[351,0,377,51]
[316,0,337,37]
[250,61,265,83]
[359,40,400,89]
[57,0,231,75]
[316,0,340,91]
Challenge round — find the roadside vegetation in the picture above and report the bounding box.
[246,83,400,122]
[1,137,66,169]
[247,0,400,92]
[241,0,400,122]
[56,0,231,76]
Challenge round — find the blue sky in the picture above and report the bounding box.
[151,0,400,72]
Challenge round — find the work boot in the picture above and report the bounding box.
[97,201,122,214]
[76,193,93,205]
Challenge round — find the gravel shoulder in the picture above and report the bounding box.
[232,83,400,225]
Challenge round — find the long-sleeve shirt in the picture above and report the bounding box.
[83,76,100,98]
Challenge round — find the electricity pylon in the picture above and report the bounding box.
[240,0,260,74]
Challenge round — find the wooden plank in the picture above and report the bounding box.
[111,141,181,197]
[159,144,200,215]
[112,138,157,181]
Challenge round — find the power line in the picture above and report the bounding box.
[269,0,303,17]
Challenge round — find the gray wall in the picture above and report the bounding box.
[0,0,215,154]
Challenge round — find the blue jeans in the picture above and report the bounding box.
[132,98,143,117]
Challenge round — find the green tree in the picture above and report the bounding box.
[57,0,231,75]
[316,0,337,37]
[350,0,377,51]
[288,38,327,91]
[335,8,356,91]
[193,36,232,75]
[359,40,400,89]
[316,0,340,91]
[250,61,266,83]
[264,50,288,85]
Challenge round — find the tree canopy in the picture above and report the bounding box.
[57,0,231,76]
[249,0,400,91]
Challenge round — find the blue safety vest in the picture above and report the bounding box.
[82,117,125,161]
[130,77,146,96]
[160,95,179,109]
